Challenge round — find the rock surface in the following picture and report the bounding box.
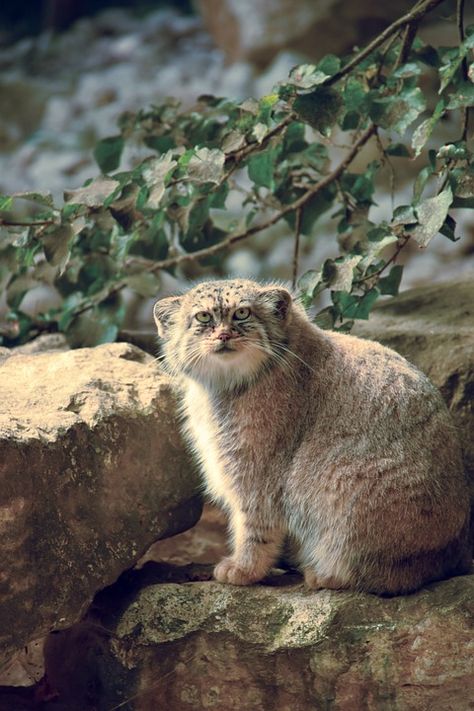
[40,565,474,711]
[354,277,474,497]
[197,0,415,63]
[0,342,201,669]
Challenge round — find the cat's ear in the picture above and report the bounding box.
[258,288,292,320]
[153,296,182,337]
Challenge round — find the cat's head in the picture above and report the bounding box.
[154,279,293,390]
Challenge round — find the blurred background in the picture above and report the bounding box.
[0,0,473,329]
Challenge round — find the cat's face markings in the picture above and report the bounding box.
[154,279,293,388]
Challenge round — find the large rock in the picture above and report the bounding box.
[0,342,201,668]
[39,565,474,710]
[353,277,474,496]
[196,0,414,64]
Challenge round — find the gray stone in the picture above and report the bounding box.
[197,0,415,64]
[353,277,474,496]
[41,566,474,710]
[0,342,201,668]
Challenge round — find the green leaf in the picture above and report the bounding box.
[354,288,379,319]
[293,87,343,135]
[391,205,417,226]
[287,64,329,90]
[332,291,359,318]
[378,265,403,295]
[328,256,362,291]
[93,136,125,173]
[391,62,421,79]
[187,147,225,184]
[343,78,367,112]
[446,82,474,109]
[413,165,435,203]
[436,143,468,160]
[41,224,74,274]
[248,149,276,189]
[64,177,120,207]
[313,306,337,329]
[0,194,13,211]
[411,99,445,157]
[385,143,411,157]
[412,187,453,247]
[298,185,337,235]
[141,152,178,208]
[369,87,425,134]
[298,269,322,298]
[439,214,458,242]
[12,191,54,208]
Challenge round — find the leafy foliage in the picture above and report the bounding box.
[1,0,473,346]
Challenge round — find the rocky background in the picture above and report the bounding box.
[0,1,473,709]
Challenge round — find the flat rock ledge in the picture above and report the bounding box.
[0,342,201,669]
[42,565,474,711]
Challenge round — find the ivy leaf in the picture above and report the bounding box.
[378,265,403,295]
[41,224,74,274]
[12,191,54,208]
[187,147,225,184]
[412,187,453,247]
[445,82,474,110]
[439,214,458,242]
[436,143,468,160]
[93,135,125,173]
[354,288,379,319]
[298,269,322,298]
[369,87,425,134]
[222,130,247,153]
[287,64,329,90]
[293,87,343,136]
[141,152,178,208]
[391,205,417,227]
[64,178,120,207]
[328,256,362,291]
[412,99,445,157]
[248,149,277,189]
[313,306,337,329]
[0,194,13,211]
[385,143,411,157]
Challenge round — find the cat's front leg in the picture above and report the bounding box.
[214,508,284,585]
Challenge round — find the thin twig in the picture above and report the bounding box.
[457,0,469,141]
[0,219,57,227]
[70,125,377,320]
[324,0,446,87]
[354,235,410,285]
[291,207,302,289]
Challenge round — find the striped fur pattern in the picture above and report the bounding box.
[154,279,471,594]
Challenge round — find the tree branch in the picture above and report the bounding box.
[146,125,376,273]
[325,0,446,87]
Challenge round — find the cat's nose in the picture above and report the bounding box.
[216,330,232,341]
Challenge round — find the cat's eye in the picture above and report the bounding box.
[233,307,251,321]
[195,311,212,324]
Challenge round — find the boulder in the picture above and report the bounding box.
[196,0,415,65]
[353,277,474,496]
[40,564,474,710]
[0,342,201,669]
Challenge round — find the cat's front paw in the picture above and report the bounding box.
[214,557,261,585]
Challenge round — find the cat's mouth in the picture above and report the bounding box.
[212,342,237,354]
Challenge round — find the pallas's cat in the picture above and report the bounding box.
[154,279,470,594]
